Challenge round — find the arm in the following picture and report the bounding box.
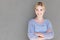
[27,20,38,39]
[42,20,54,39]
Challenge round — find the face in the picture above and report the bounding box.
[35,6,45,17]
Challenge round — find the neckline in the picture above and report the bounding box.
[32,18,47,25]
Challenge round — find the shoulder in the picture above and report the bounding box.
[46,19,52,24]
[28,18,34,24]
[45,19,52,24]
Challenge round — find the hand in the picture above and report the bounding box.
[34,32,44,38]
[37,37,44,40]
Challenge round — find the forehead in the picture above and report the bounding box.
[36,6,44,9]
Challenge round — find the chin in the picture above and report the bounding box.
[38,15,43,17]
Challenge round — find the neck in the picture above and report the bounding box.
[36,16,44,21]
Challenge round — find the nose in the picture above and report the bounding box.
[38,11,41,13]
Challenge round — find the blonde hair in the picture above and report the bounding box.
[34,2,46,10]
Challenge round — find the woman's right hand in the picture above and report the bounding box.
[37,37,44,40]
[34,32,44,38]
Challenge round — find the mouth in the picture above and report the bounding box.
[38,13,42,15]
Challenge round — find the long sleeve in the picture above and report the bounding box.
[27,20,38,39]
[42,20,54,39]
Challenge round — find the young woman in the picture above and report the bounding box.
[27,2,54,40]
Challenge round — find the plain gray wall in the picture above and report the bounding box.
[0,0,60,40]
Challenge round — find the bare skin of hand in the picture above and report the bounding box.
[37,37,44,40]
[34,29,51,40]
[34,32,44,38]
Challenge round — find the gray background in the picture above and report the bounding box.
[0,0,60,40]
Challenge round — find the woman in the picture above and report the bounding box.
[27,2,54,40]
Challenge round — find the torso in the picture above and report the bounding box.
[32,18,48,33]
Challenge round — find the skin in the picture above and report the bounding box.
[34,6,51,40]
[35,6,45,18]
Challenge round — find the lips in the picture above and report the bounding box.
[38,13,42,15]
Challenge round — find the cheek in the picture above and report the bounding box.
[35,10,45,15]
[35,11,38,14]
[37,11,44,15]
[36,11,39,13]
[35,11,42,13]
